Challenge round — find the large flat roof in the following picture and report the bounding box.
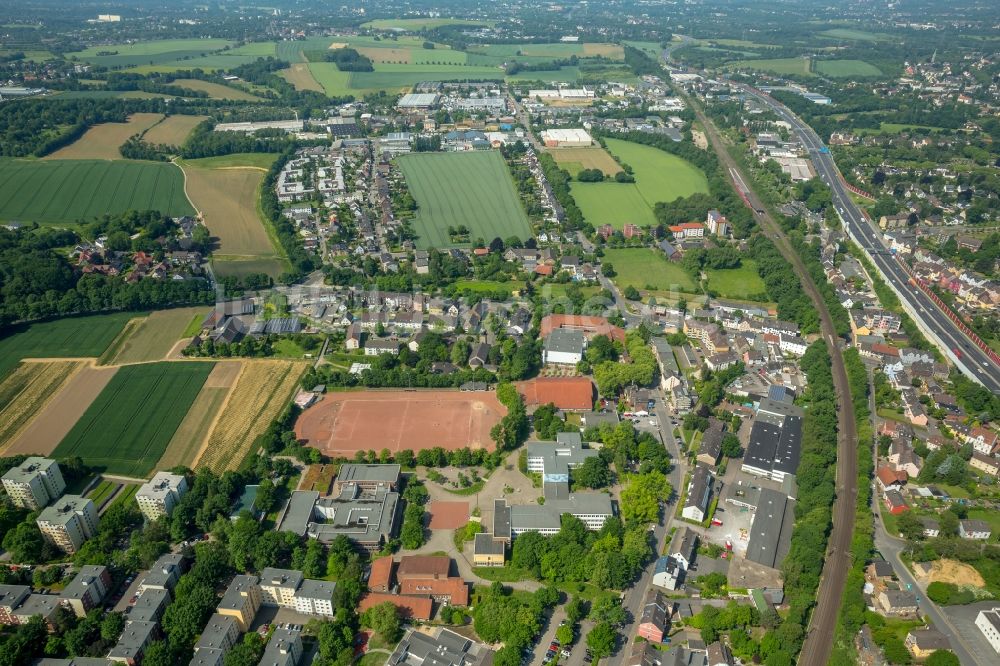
[745,488,794,569]
[337,463,401,485]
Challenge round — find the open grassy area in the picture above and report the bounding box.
[814,59,882,78]
[307,63,353,96]
[704,261,768,300]
[549,146,622,177]
[603,248,697,292]
[53,361,215,476]
[0,158,194,224]
[728,57,814,76]
[67,39,235,68]
[397,151,532,249]
[817,28,892,42]
[44,113,165,160]
[0,313,137,378]
[280,63,324,92]
[572,138,708,230]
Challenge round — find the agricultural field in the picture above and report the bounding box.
[0,159,194,224]
[704,261,768,300]
[362,18,490,30]
[66,38,235,68]
[142,114,208,146]
[728,57,814,76]
[396,151,532,249]
[467,43,623,59]
[0,361,84,452]
[623,41,664,58]
[602,248,698,293]
[157,361,242,470]
[3,364,118,457]
[171,79,263,101]
[307,63,353,96]
[127,54,263,75]
[181,156,286,278]
[44,113,165,160]
[196,361,305,473]
[571,138,708,229]
[814,59,882,77]
[53,361,215,477]
[0,312,136,378]
[549,146,622,177]
[817,28,892,42]
[106,307,210,365]
[280,63,323,92]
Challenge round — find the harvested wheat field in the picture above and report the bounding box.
[172,79,263,101]
[4,364,118,456]
[0,361,85,452]
[182,163,285,277]
[280,63,324,92]
[108,307,209,365]
[44,113,165,160]
[918,559,986,587]
[195,360,305,473]
[143,114,208,145]
[157,361,242,469]
[355,46,412,64]
[295,389,506,457]
[549,146,622,176]
[582,43,625,58]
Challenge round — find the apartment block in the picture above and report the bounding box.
[259,568,304,608]
[216,575,261,631]
[60,565,111,617]
[135,471,188,521]
[36,495,98,554]
[2,457,65,509]
[292,579,336,617]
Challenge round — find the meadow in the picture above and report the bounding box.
[181,156,286,278]
[549,146,622,177]
[67,38,235,68]
[45,113,165,160]
[704,261,768,300]
[602,248,698,293]
[396,151,532,249]
[0,313,136,378]
[280,63,324,92]
[729,57,814,76]
[0,159,194,224]
[814,59,882,78]
[53,361,215,476]
[571,138,708,230]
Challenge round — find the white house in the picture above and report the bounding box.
[542,328,586,365]
[976,608,1000,653]
[959,519,992,540]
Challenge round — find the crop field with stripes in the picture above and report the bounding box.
[0,159,194,224]
[396,151,532,249]
[53,361,214,477]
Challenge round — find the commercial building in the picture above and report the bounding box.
[741,399,803,483]
[976,608,1000,653]
[542,328,586,365]
[744,488,794,569]
[388,627,493,666]
[260,627,303,666]
[2,457,65,509]
[36,495,98,554]
[540,128,593,147]
[60,565,111,617]
[135,472,188,521]
[217,575,261,631]
[293,579,337,617]
[259,568,304,608]
[397,93,440,110]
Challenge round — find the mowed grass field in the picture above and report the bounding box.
[729,57,814,76]
[704,261,768,300]
[171,79,263,101]
[397,151,532,249]
[0,361,84,451]
[107,307,209,365]
[53,361,215,476]
[0,159,194,224]
[142,114,208,145]
[814,59,882,77]
[571,139,708,230]
[0,312,136,378]
[45,113,165,160]
[603,248,697,292]
[197,361,305,473]
[181,157,286,277]
[549,146,622,177]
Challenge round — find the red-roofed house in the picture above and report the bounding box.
[516,377,596,412]
[668,222,705,239]
[398,578,469,606]
[876,466,907,493]
[368,557,394,593]
[539,315,625,343]
[359,593,433,620]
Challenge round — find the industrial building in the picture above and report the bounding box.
[540,128,593,147]
[741,398,803,482]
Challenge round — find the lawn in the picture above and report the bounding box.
[704,261,768,300]
[0,159,194,224]
[0,313,137,378]
[729,57,814,76]
[53,361,215,477]
[602,248,697,292]
[814,59,882,78]
[571,138,708,230]
[396,151,532,249]
[86,480,118,507]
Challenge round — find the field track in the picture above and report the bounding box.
[0,361,85,452]
[4,363,118,457]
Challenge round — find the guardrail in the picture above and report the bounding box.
[844,182,875,200]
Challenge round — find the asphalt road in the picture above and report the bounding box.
[736,85,1000,394]
[686,94,858,666]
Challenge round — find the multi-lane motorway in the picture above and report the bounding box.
[737,85,1000,393]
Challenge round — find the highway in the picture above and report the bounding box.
[736,85,1000,393]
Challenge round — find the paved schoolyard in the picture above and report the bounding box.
[427,501,470,529]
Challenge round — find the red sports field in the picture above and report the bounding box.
[294,390,506,456]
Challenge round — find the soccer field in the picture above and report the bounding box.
[397,152,533,249]
[53,361,215,476]
[0,159,194,224]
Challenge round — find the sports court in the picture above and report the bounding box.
[294,389,506,456]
